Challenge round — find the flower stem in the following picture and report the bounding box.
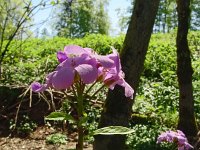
[85,81,97,95]
[71,85,77,97]
[76,82,84,150]
[90,84,105,99]
[76,125,84,150]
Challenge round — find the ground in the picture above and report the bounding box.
[0,125,92,150]
[0,86,93,150]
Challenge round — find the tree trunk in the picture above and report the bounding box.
[176,0,198,138]
[93,0,160,150]
[0,66,1,79]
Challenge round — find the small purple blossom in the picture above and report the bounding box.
[98,48,134,98]
[57,51,68,63]
[157,130,193,150]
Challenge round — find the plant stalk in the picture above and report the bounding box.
[76,82,84,150]
[76,125,84,150]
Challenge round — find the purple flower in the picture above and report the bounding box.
[99,48,134,98]
[57,51,68,63]
[157,130,193,150]
[184,142,194,150]
[31,45,134,99]
[57,45,115,68]
[32,47,99,91]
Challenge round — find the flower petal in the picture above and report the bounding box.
[184,142,193,150]
[104,68,118,81]
[177,136,187,145]
[57,51,68,63]
[109,48,121,72]
[178,146,185,150]
[73,54,92,65]
[94,55,115,68]
[108,79,123,90]
[109,79,134,99]
[83,47,96,55]
[64,45,86,56]
[123,81,134,99]
[31,82,48,92]
[177,130,186,137]
[75,64,98,84]
[56,57,74,70]
[52,67,74,89]
[31,72,55,92]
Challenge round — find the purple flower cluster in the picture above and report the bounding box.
[157,130,193,150]
[31,45,134,98]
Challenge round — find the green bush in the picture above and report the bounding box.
[1,34,124,85]
[46,133,67,144]
[126,124,175,150]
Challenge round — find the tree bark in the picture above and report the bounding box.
[94,0,160,150]
[176,0,198,137]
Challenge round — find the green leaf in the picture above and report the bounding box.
[78,116,88,126]
[50,1,55,5]
[45,112,74,121]
[93,126,135,135]
[46,133,67,144]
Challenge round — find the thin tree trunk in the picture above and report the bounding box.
[176,0,198,138]
[94,0,160,150]
[163,0,167,33]
[0,62,2,79]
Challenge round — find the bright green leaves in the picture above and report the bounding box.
[55,0,110,37]
[78,113,88,127]
[45,112,74,122]
[93,126,135,135]
[50,0,60,6]
[46,133,67,144]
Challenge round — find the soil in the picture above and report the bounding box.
[0,86,93,150]
[0,126,93,150]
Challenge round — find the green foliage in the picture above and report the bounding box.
[154,0,177,33]
[154,0,200,32]
[126,124,175,150]
[94,126,135,135]
[46,133,67,144]
[191,0,200,30]
[128,31,200,149]
[10,115,37,135]
[0,0,41,66]
[55,0,110,37]
[116,0,133,33]
[45,112,75,122]
[1,34,124,85]
[119,0,200,33]
[0,0,26,40]
[135,33,179,117]
[189,32,200,120]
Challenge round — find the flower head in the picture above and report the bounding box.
[99,48,134,98]
[31,45,134,99]
[157,130,193,150]
[32,46,99,91]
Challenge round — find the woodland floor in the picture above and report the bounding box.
[0,86,93,150]
[0,125,92,150]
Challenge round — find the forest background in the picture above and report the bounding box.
[0,0,200,150]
